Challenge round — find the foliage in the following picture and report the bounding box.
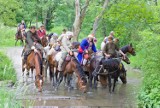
[130,30,160,107]
[0,51,16,83]
[0,0,20,26]
[103,0,155,46]
[0,25,17,47]
[0,87,22,108]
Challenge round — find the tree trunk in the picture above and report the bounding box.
[29,20,32,27]
[155,0,158,6]
[92,0,109,36]
[36,12,38,28]
[73,0,90,41]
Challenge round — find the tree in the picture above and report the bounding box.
[92,0,109,36]
[73,0,91,41]
[0,0,20,26]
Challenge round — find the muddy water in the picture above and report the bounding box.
[5,47,142,108]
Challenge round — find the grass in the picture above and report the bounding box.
[0,51,16,83]
[0,24,17,47]
[0,87,22,108]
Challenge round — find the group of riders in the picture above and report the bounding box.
[16,20,130,92]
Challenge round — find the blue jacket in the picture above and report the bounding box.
[77,38,97,63]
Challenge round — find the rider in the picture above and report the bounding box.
[103,31,115,44]
[57,31,73,72]
[16,20,27,39]
[37,25,46,39]
[103,36,125,59]
[23,26,43,68]
[77,34,97,65]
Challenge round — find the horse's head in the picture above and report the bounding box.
[128,43,136,56]
[41,36,48,47]
[35,75,43,92]
[122,56,130,64]
[78,76,87,93]
[71,58,88,93]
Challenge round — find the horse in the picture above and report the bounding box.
[15,30,26,46]
[22,49,44,92]
[46,42,80,82]
[89,51,128,88]
[102,58,126,92]
[55,55,88,93]
[92,58,126,93]
[41,35,48,47]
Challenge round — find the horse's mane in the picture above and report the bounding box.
[36,52,43,75]
[72,57,86,78]
[120,45,129,54]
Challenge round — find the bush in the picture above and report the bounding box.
[0,51,16,83]
[130,30,160,107]
[0,25,17,47]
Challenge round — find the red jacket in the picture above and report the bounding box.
[37,29,46,38]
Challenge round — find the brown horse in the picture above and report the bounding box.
[15,30,26,46]
[56,56,87,93]
[41,35,48,47]
[22,50,44,92]
[47,48,59,85]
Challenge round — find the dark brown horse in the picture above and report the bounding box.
[22,50,44,92]
[100,58,126,93]
[15,30,26,46]
[120,43,136,56]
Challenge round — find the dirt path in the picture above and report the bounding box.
[6,47,142,108]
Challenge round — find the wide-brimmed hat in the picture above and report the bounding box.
[66,31,73,37]
[88,34,94,38]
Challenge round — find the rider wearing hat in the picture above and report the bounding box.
[57,31,74,72]
[77,34,97,65]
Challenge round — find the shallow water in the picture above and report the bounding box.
[6,47,142,108]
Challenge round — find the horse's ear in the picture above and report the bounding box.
[130,43,132,47]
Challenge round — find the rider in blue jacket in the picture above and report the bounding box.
[77,34,97,65]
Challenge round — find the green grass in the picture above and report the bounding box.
[0,25,17,47]
[0,51,16,83]
[0,87,22,108]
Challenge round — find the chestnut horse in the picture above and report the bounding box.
[56,56,87,93]
[41,35,48,47]
[22,50,44,92]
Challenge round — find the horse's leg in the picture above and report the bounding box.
[93,76,98,89]
[112,77,117,92]
[31,68,34,79]
[21,39,24,47]
[56,71,63,88]
[89,73,93,89]
[64,74,67,87]
[15,39,18,46]
[44,61,48,78]
[108,75,112,93]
